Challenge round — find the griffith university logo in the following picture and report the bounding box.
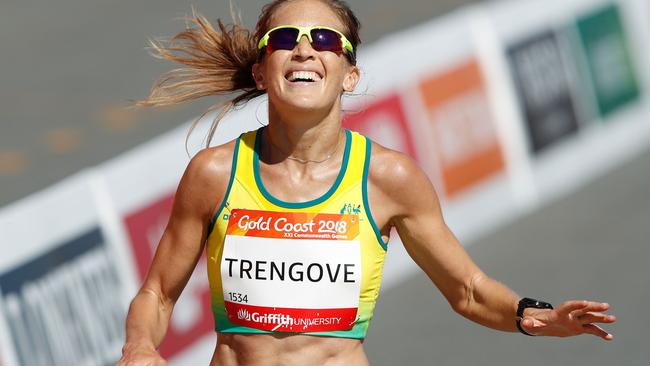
[237,308,251,321]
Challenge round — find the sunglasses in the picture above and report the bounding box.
[257,25,356,63]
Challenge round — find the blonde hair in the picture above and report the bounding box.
[137,1,361,149]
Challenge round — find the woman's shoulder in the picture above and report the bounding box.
[365,139,438,210]
[165,137,241,224]
[188,138,239,177]
[178,138,240,204]
[366,140,424,187]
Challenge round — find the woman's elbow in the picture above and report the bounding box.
[448,273,485,318]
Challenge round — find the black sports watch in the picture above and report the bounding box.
[516,297,554,336]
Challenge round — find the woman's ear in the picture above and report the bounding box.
[343,65,360,92]
[252,63,265,90]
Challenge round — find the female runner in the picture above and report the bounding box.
[116,0,616,365]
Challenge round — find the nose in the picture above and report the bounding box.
[292,35,316,60]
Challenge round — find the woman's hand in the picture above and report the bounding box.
[519,300,616,340]
[115,342,167,366]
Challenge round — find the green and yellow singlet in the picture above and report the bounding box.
[205,128,387,339]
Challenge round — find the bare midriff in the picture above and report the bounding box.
[210,333,369,366]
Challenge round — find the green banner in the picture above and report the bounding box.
[576,3,640,118]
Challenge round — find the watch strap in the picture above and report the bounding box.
[516,297,554,336]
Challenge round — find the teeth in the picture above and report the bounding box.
[288,71,321,82]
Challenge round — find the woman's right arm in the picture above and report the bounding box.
[116,142,235,365]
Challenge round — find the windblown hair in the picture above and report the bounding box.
[136,0,361,149]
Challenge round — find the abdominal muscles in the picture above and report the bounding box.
[211,333,369,366]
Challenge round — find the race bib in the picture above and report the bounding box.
[221,209,361,332]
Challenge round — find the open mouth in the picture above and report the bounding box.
[285,70,323,83]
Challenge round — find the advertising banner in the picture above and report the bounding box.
[417,59,506,198]
[575,3,641,117]
[122,194,213,359]
[0,227,124,366]
[343,94,418,159]
[0,174,127,366]
[507,30,581,153]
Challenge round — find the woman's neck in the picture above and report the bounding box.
[263,102,344,164]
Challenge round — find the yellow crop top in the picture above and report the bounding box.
[205,127,387,339]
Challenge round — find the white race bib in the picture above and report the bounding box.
[221,209,361,332]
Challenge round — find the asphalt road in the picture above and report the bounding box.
[0,0,478,208]
[365,146,650,365]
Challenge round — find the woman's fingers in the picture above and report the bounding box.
[559,300,610,317]
[577,312,617,325]
[523,300,615,340]
[571,302,610,317]
[557,300,589,315]
[582,323,614,341]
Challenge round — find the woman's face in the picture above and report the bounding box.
[253,0,360,117]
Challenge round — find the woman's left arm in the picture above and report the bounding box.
[369,147,616,340]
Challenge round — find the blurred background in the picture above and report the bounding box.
[0,0,479,205]
[1,0,648,365]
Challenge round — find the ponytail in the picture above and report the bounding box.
[137,1,361,151]
[136,10,264,150]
